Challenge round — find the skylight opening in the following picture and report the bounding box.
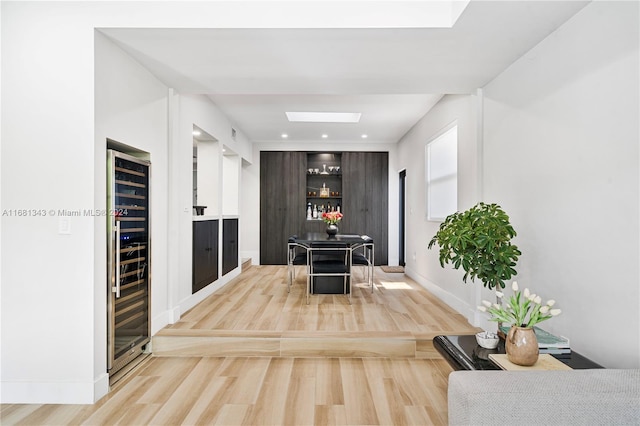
[286,112,361,123]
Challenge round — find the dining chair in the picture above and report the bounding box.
[351,237,374,292]
[287,236,309,293]
[307,241,352,304]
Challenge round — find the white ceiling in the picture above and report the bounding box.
[101,1,589,145]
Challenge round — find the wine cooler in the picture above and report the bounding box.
[107,150,151,377]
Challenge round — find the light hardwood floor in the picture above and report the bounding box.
[1,266,479,425]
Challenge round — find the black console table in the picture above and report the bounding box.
[434,334,603,371]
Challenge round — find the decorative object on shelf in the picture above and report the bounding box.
[428,202,521,290]
[475,331,499,349]
[321,164,329,174]
[478,281,562,366]
[322,211,343,236]
[193,205,207,216]
[320,183,330,197]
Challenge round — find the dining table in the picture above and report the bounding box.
[290,233,373,295]
[291,232,372,246]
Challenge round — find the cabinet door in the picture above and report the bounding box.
[193,220,219,293]
[342,152,388,265]
[366,152,388,265]
[260,151,306,264]
[223,218,239,275]
[342,152,367,232]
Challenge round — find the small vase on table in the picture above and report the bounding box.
[326,223,338,236]
[506,325,539,366]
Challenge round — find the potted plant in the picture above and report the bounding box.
[478,281,561,365]
[427,202,521,290]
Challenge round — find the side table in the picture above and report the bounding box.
[434,334,603,371]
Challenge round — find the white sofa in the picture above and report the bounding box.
[447,369,640,425]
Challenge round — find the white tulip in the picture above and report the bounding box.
[534,296,542,304]
[528,293,537,302]
[496,291,504,298]
[478,306,487,312]
[540,306,550,314]
[493,303,501,309]
[482,300,492,308]
[547,300,556,307]
[512,281,519,292]
[550,309,562,316]
[524,288,530,298]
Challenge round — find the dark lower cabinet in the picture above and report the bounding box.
[223,218,239,275]
[193,219,219,293]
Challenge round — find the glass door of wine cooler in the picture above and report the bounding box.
[107,150,151,376]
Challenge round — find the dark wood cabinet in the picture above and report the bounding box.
[260,151,306,264]
[223,218,239,275]
[342,152,388,265]
[260,151,388,265]
[192,219,219,293]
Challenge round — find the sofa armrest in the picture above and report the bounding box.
[448,369,640,425]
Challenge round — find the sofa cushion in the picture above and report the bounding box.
[448,369,640,425]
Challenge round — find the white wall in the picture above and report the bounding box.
[397,94,480,321]
[482,1,639,368]
[196,140,221,215]
[172,94,252,318]
[222,152,240,216]
[400,1,639,369]
[1,3,100,403]
[1,3,255,404]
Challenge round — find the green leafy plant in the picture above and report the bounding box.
[427,202,521,289]
[478,281,561,327]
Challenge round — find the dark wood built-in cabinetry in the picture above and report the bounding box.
[260,151,388,265]
[223,218,239,275]
[192,219,219,293]
[260,151,306,265]
[342,152,389,265]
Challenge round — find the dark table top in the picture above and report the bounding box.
[434,334,603,371]
[292,233,372,246]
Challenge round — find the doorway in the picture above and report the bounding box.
[399,169,406,267]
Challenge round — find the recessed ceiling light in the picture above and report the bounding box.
[286,112,361,123]
[361,134,368,139]
[281,133,288,139]
[321,134,328,139]
[192,130,201,136]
